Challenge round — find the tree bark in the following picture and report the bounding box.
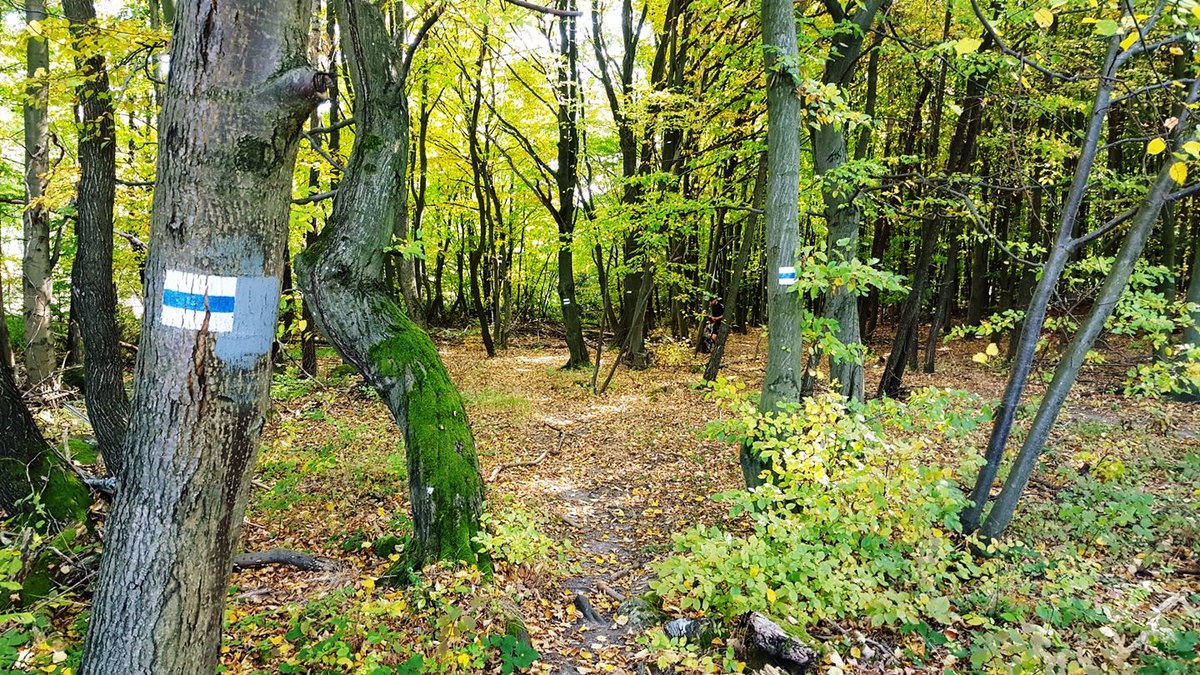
[809,0,887,403]
[64,0,131,475]
[295,0,485,573]
[23,0,57,388]
[749,0,804,488]
[555,0,590,368]
[79,2,328,671]
[963,33,1127,534]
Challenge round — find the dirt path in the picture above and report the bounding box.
[447,342,749,673]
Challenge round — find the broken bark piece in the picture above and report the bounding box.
[573,593,605,624]
[738,612,818,674]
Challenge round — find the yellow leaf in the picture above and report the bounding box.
[1184,141,1200,157]
[1147,138,1168,155]
[972,352,989,364]
[1120,31,1139,51]
[767,587,777,604]
[954,37,983,56]
[1170,161,1188,185]
[1034,8,1054,28]
[985,343,1000,357]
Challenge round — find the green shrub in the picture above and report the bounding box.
[651,385,985,631]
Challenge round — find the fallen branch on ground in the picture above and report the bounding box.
[488,423,568,482]
[231,548,339,572]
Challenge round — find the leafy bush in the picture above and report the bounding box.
[651,386,984,631]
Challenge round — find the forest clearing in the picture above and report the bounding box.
[2,0,1200,672]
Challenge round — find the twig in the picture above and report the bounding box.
[488,426,565,481]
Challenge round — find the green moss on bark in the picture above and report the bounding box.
[0,447,89,531]
[368,303,485,575]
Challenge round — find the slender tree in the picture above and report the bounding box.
[64,0,130,474]
[23,0,56,388]
[80,1,329,670]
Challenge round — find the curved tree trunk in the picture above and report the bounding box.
[295,0,484,573]
[79,2,327,671]
[64,0,130,475]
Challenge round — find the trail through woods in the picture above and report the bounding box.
[219,330,1199,673]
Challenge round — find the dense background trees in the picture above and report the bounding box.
[0,0,1198,671]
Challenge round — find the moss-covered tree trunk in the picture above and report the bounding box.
[295,0,484,572]
[79,1,327,671]
[0,357,89,530]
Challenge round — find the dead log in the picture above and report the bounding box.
[738,612,818,674]
[231,548,339,572]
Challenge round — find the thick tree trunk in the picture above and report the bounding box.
[64,0,130,475]
[0,357,89,530]
[295,0,484,573]
[749,0,804,488]
[23,0,56,388]
[79,2,327,671]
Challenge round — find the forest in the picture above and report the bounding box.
[0,0,1198,672]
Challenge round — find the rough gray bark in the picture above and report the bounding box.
[23,0,56,388]
[749,0,804,488]
[64,0,130,475]
[79,2,328,671]
[295,0,485,573]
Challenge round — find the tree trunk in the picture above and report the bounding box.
[0,263,13,371]
[980,111,1195,537]
[556,0,590,369]
[809,0,887,403]
[963,34,1124,534]
[64,0,130,475]
[23,0,57,388]
[79,2,328,671]
[749,0,804,488]
[705,154,766,381]
[0,357,89,530]
[294,0,484,574]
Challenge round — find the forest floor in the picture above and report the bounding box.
[199,326,1200,673]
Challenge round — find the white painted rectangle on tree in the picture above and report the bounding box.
[778,266,797,286]
[160,270,239,333]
